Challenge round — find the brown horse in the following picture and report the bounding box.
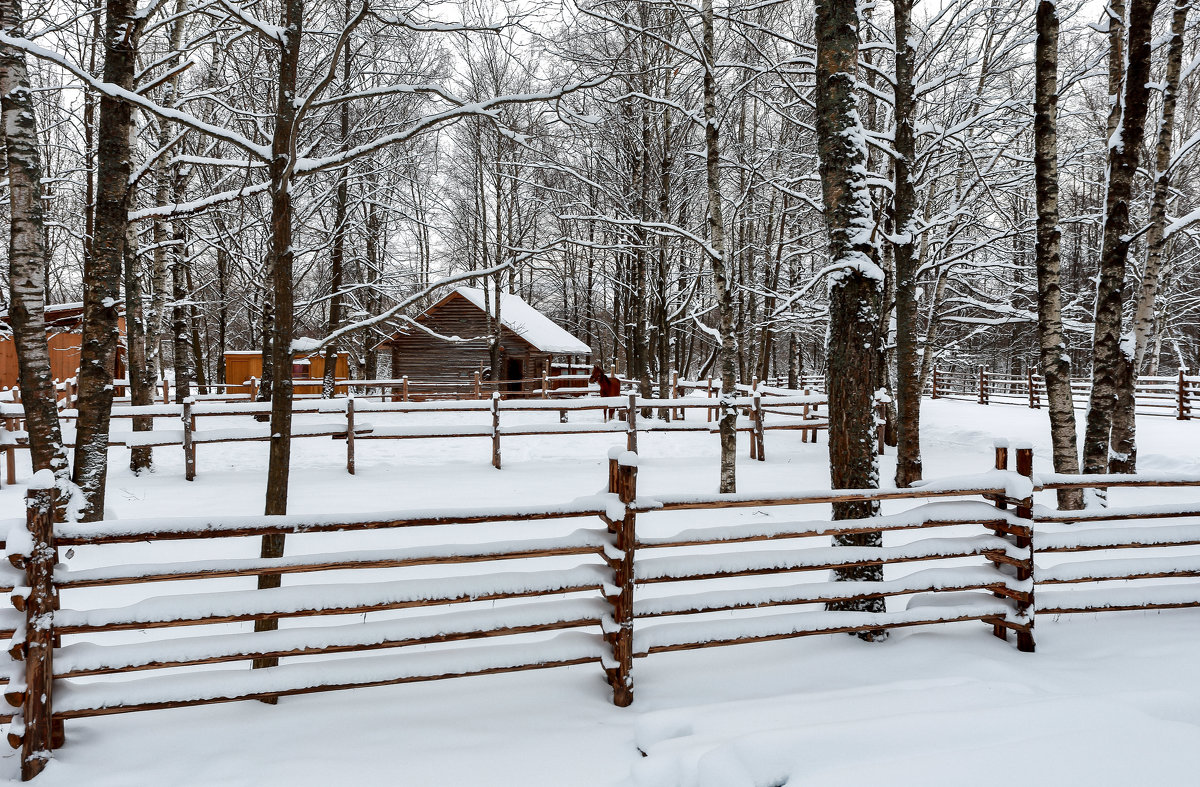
[589,364,621,420]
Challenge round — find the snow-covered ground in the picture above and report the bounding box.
[3,398,1199,785]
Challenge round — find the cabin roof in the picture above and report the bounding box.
[399,288,590,355]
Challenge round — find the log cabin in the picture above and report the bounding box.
[384,287,591,394]
[0,302,126,389]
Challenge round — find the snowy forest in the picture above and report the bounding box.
[4,0,1200,782]
[3,0,1200,509]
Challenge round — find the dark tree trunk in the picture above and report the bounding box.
[124,198,154,472]
[256,0,304,685]
[1082,0,1159,480]
[815,0,886,630]
[1110,0,1189,475]
[1033,0,1084,509]
[73,0,138,520]
[892,0,921,487]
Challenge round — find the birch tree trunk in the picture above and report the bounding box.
[1033,0,1084,509]
[815,0,885,629]
[0,0,71,496]
[1110,0,1189,474]
[73,0,138,520]
[1082,0,1159,480]
[701,0,738,493]
[892,0,921,487]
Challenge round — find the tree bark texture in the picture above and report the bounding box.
[701,0,738,493]
[1082,0,1159,479]
[892,0,921,487]
[0,0,71,495]
[256,0,304,683]
[1110,0,1188,474]
[73,0,137,520]
[814,0,886,624]
[1033,0,1084,509]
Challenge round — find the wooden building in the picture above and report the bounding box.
[224,350,351,395]
[385,287,591,392]
[0,303,126,388]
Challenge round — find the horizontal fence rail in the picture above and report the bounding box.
[7,443,1197,778]
[0,388,833,484]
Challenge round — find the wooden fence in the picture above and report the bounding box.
[4,445,1198,778]
[0,390,832,484]
[928,366,1199,419]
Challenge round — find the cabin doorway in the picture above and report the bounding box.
[505,358,524,392]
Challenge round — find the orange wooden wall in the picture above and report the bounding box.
[225,351,350,395]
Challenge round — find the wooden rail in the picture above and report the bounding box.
[928,366,1198,419]
[0,390,832,483]
[6,446,1200,777]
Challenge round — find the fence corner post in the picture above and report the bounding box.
[21,482,57,780]
[626,392,638,453]
[604,450,636,707]
[491,392,501,469]
[1013,445,1035,653]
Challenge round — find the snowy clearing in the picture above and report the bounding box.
[2,398,1199,786]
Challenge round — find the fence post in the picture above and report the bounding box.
[930,368,939,399]
[182,399,196,482]
[1013,445,1035,653]
[249,377,258,401]
[162,378,170,404]
[753,389,765,461]
[989,441,1010,641]
[626,392,638,453]
[978,366,987,405]
[802,388,811,443]
[875,401,886,456]
[5,416,17,485]
[706,375,714,422]
[491,392,501,469]
[1026,368,1036,409]
[1178,368,1189,420]
[346,397,356,475]
[402,376,409,403]
[474,371,482,400]
[20,482,57,780]
[604,449,636,707]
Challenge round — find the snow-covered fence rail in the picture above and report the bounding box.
[0,452,1044,778]
[1031,471,1200,616]
[0,391,832,484]
[928,366,1200,419]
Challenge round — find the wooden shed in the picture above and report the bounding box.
[225,350,350,395]
[384,287,591,393]
[0,303,126,389]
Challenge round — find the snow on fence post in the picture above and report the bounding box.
[671,371,682,420]
[1027,368,1039,409]
[1013,445,1036,653]
[491,393,501,469]
[345,398,356,475]
[802,389,811,443]
[248,377,258,401]
[604,449,636,707]
[473,371,481,400]
[978,366,988,405]
[1177,369,1190,420]
[182,399,196,482]
[402,376,409,403]
[20,482,57,780]
[626,392,638,453]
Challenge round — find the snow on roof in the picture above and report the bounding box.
[453,288,591,355]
